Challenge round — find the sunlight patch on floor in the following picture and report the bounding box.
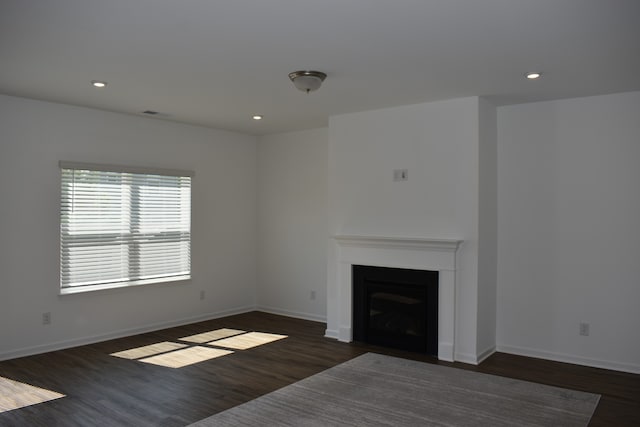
[110,341,188,360]
[210,332,288,350]
[109,329,288,368]
[139,346,233,368]
[180,328,246,344]
[0,376,65,413]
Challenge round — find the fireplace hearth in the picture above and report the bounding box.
[353,265,438,355]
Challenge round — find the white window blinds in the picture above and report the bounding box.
[60,162,192,293]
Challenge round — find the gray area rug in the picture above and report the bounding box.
[189,352,600,427]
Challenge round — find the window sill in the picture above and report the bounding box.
[60,275,191,295]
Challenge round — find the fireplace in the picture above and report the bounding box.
[353,265,438,355]
[326,235,461,361]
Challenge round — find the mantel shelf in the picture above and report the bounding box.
[333,235,462,252]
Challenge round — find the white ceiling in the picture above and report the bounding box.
[1,0,639,135]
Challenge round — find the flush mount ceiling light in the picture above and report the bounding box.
[288,70,327,93]
[91,80,107,88]
[252,115,263,120]
[526,72,542,80]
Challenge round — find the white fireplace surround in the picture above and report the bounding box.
[326,235,462,362]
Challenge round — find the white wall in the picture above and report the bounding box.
[327,97,487,362]
[8,88,636,374]
[256,128,328,321]
[497,91,640,373]
[0,95,258,360]
[477,98,498,360]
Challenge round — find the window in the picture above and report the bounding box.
[60,162,192,294]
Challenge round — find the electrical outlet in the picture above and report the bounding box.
[200,290,205,300]
[393,169,408,182]
[579,322,590,336]
[42,312,51,325]
[310,290,316,300]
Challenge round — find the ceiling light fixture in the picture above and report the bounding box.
[252,115,263,120]
[91,80,107,88]
[288,70,327,93]
[525,72,541,80]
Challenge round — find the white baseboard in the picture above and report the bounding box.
[255,306,326,323]
[497,343,640,375]
[454,345,496,365]
[0,305,255,362]
[454,352,480,365]
[324,329,339,340]
[476,345,496,364]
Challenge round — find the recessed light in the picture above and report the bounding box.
[252,115,263,120]
[91,80,107,88]
[525,72,541,80]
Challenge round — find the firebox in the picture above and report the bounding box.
[352,265,438,355]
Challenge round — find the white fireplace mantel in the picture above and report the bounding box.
[327,235,462,362]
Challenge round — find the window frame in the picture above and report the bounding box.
[59,161,193,295]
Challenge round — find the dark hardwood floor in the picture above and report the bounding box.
[0,311,638,426]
